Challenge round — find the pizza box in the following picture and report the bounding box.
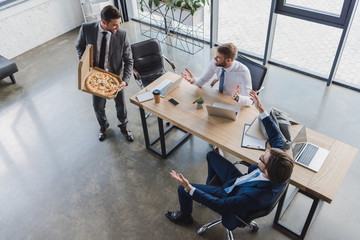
[78,44,122,99]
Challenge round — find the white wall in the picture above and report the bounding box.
[0,0,84,59]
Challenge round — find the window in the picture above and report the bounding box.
[0,0,26,9]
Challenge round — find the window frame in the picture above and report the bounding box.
[275,0,353,28]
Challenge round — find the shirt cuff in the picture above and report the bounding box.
[259,111,269,120]
[189,187,196,196]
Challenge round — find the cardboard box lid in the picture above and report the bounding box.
[78,44,122,99]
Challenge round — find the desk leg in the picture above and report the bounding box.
[274,188,323,240]
[138,107,192,158]
[139,108,150,148]
[157,117,167,158]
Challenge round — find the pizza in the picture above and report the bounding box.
[86,72,120,97]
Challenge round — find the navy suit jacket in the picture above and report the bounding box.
[194,115,286,230]
[75,21,133,84]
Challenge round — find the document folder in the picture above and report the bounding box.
[241,124,266,150]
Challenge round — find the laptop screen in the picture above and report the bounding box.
[291,126,307,160]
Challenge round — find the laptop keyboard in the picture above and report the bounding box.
[297,144,319,166]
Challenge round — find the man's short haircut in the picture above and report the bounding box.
[101,5,121,22]
[217,43,238,61]
[266,148,294,184]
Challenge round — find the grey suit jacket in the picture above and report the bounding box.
[75,21,133,84]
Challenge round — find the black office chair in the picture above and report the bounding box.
[131,38,176,89]
[210,54,267,93]
[235,54,267,93]
[198,161,289,240]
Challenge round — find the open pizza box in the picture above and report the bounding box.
[78,44,122,99]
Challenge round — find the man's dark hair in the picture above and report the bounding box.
[101,5,121,22]
[217,43,238,61]
[266,148,294,184]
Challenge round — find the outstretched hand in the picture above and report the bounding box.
[170,170,190,188]
[181,68,195,84]
[249,90,265,113]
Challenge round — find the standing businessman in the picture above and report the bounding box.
[75,5,134,142]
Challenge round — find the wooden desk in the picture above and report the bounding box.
[130,72,358,239]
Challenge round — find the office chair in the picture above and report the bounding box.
[210,54,267,93]
[131,38,176,89]
[198,161,289,240]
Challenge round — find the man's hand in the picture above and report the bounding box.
[181,68,195,84]
[249,90,265,113]
[118,81,126,91]
[170,170,190,189]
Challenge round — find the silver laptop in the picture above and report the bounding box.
[291,126,329,172]
[206,102,242,121]
[152,77,182,97]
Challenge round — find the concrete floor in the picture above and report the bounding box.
[0,21,359,240]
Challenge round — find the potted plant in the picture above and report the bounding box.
[193,96,204,109]
[139,0,209,16]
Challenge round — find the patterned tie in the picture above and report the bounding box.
[219,68,225,93]
[98,32,107,69]
[224,171,261,194]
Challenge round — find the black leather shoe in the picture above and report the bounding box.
[98,126,108,141]
[165,211,193,224]
[120,128,134,142]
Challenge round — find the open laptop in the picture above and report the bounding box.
[291,126,329,172]
[152,77,182,97]
[206,102,242,121]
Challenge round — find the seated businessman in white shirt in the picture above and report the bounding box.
[181,43,252,106]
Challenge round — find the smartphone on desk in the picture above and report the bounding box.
[168,98,179,106]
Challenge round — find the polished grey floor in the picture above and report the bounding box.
[0,21,359,240]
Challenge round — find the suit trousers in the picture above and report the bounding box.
[92,89,128,129]
[177,151,243,215]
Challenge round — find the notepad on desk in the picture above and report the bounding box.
[136,91,154,102]
[241,124,267,150]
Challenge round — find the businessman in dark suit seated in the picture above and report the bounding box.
[165,90,294,230]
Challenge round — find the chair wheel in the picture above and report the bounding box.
[250,222,259,232]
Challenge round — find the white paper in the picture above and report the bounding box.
[242,124,267,150]
[137,91,154,102]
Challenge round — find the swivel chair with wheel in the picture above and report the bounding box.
[198,161,289,240]
[131,38,176,89]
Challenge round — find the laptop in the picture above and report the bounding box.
[152,77,182,97]
[291,126,329,172]
[206,102,242,121]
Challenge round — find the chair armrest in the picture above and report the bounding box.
[255,86,265,95]
[133,68,144,89]
[162,55,176,73]
[233,160,251,168]
[210,78,218,87]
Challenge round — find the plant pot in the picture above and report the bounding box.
[197,103,203,109]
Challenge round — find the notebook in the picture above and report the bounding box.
[206,102,242,121]
[152,77,182,97]
[291,126,329,172]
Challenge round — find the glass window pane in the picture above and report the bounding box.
[130,0,210,42]
[335,5,360,87]
[218,0,271,56]
[271,15,342,77]
[285,0,344,16]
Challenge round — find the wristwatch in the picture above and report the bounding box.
[185,185,191,193]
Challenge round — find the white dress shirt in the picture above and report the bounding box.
[97,23,111,71]
[193,59,253,106]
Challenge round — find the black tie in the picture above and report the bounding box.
[98,32,107,69]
